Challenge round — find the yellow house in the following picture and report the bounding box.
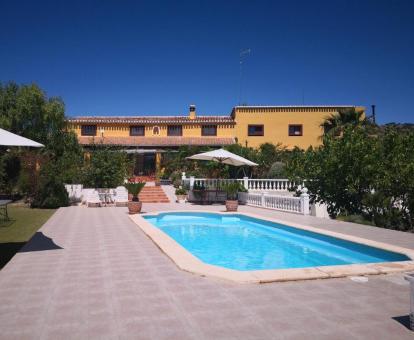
[67,104,364,175]
[232,105,365,149]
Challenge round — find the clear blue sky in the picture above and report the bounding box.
[1,0,413,123]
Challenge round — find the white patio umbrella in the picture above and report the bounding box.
[0,128,44,147]
[186,148,258,166]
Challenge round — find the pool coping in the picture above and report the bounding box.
[128,210,414,283]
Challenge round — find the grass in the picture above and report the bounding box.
[0,205,56,269]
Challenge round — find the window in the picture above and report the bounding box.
[81,125,97,136]
[201,125,217,136]
[167,125,182,136]
[289,124,303,136]
[130,125,145,136]
[152,126,160,135]
[248,125,264,136]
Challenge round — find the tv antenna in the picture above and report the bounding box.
[239,48,251,105]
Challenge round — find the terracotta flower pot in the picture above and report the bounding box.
[127,201,142,214]
[225,200,238,212]
[176,195,187,203]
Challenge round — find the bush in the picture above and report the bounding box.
[31,176,69,209]
[172,179,182,188]
[267,162,286,178]
[175,187,187,195]
[0,151,21,195]
[82,148,131,188]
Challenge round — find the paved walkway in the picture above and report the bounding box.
[0,204,413,339]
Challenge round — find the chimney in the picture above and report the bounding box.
[189,104,196,120]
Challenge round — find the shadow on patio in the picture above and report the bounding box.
[20,232,63,252]
[0,232,63,269]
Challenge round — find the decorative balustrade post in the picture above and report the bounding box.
[181,172,186,180]
[261,192,265,207]
[189,176,195,190]
[300,187,310,215]
[243,177,249,191]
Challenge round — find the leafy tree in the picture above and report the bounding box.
[46,130,84,184]
[286,126,414,231]
[82,147,131,188]
[287,127,378,216]
[0,82,66,146]
[0,82,84,198]
[320,107,368,137]
[364,128,414,230]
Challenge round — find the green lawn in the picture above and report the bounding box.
[0,205,56,269]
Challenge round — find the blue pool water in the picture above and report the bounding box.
[144,212,410,271]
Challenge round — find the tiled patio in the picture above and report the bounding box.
[0,203,413,339]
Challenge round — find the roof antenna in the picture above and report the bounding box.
[239,48,251,105]
[371,104,376,124]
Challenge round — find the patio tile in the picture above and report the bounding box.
[1,205,414,339]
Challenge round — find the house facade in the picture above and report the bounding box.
[68,104,364,175]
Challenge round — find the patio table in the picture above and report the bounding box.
[0,199,12,221]
[98,191,115,206]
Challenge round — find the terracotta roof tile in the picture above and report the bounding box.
[68,116,234,124]
[78,136,235,147]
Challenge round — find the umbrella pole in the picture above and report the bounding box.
[215,160,222,203]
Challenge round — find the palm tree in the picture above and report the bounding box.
[320,108,367,137]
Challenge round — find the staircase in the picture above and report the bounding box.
[138,186,170,203]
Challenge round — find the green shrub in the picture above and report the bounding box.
[82,148,131,188]
[31,176,69,209]
[175,187,187,195]
[16,170,31,196]
[267,162,286,178]
[173,179,182,188]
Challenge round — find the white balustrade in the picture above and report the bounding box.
[189,178,243,190]
[247,179,299,191]
[182,176,300,192]
[238,190,309,215]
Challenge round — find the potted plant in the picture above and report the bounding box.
[175,187,187,203]
[125,182,146,214]
[221,182,242,212]
[155,169,162,186]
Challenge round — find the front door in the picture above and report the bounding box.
[143,154,156,176]
[133,153,156,176]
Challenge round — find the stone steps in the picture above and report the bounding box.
[137,186,170,203]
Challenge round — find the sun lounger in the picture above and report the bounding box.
[115,186,128,207]
[86,190,102,207]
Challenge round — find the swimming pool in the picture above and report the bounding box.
[144,212,410,271]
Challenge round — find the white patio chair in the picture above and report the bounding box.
[81,189,93,205]
[115,186,128,207]
[86,190,102,207]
